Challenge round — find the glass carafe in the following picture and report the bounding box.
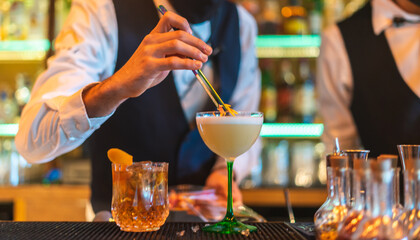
[338,158,372,239]
[342,149,370,206]
[314,155,350,240]
[406,170,420,239]
[397,144,420,236]
[378,154,404,219]
[352,159,407,239]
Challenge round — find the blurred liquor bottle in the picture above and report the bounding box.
[282,0,308,35]
[14,73,31,119]
[292,59,316,123]
[0,0,49,40]
[1,0,29,40]
[28,0,48,40]
[309,0,323,34]
[276,60,295,123]
[258,0,281,34]
[261,139,289,186]
[0,90,18,124]
[291,141,316,187]
[259,59,277,123]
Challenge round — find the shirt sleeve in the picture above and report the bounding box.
[211,4,261,183]
[15,0,118,163]
[316,24,362,154]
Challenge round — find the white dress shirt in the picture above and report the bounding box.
[15,0,261,182]
[317,0,420,153]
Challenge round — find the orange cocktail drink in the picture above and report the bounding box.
[111,161,169,232]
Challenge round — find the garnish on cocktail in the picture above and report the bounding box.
[217,104,238,116]
[107,148,133,165]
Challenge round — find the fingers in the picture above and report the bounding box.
[155,39,208,62]
[207,176,242,203]
[152,11,192,34]
[156,56,202,71]
[148,30,212,56]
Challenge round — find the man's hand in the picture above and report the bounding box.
[205,167,243,205]
[83,11,212,117]
[115,11,212,98]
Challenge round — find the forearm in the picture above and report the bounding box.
[82,70,139,118]
[15,88,108,163]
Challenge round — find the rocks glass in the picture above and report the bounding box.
[111,161,169,232]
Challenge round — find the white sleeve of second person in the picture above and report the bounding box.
[211,5,262,183]
[15,0,118,164]
[316,24,361,154]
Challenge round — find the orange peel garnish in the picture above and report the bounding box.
[107,148,133,165]
[218,104,236,116]
[218,105,226,116]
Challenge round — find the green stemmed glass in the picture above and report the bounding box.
[196,111,263,234]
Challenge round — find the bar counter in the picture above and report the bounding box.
[0,221,314,240]
[0,185,326,221]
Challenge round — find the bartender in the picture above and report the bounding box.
[317,0,420,157]
[15,0,261,214]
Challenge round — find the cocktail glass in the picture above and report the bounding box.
[196,111,263,234]
[111,161,169,232]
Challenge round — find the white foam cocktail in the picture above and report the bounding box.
[196,111,263,234]
[196,115,262,161]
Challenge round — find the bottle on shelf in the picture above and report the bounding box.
[261,139,289,186]
[276,59,295,123]
[28,0,48,40]
[281,0,309,35]
[14,73,31,117]
[0,90,18,124]
[258,0,281,34]
[2,0,29,40]
[291,140,316,187]
[309,0,323,34]
[259,59,277,123]
[293,59,316,123]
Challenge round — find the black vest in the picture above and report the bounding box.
[88,0,241,212]
[338,3,420,157]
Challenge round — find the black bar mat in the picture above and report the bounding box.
[0,221,308,240]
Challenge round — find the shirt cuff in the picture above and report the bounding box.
[58,84,113,140]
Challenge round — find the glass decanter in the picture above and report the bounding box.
[342,149,370,206]
[397,144,420,236]
[378,154,404,219]
[351,159,407,240]
[406,170,420,239]
[314,155,350,240]
[337,158,372,239]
